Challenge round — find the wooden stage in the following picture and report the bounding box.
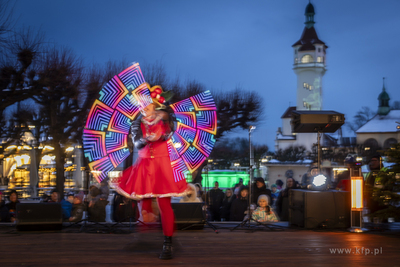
[0,222,399,267]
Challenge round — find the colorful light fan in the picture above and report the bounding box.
[83,63,217,183]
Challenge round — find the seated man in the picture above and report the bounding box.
[69,192,85,222]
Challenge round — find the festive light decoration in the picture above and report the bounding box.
[169,90,217,177]
[83,63,152,182]
[83,63,217,183]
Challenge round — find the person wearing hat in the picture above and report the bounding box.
[69,192,85,222]
[112,84,188,260]
[252,194,279,222]
[252,177,272,206]
[230,186,249,221]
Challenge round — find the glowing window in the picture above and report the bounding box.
[317,56,323,63]
[301,55,314,63]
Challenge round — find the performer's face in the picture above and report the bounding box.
[141,104,156,117]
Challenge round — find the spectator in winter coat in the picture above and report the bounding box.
[6,190,20,223]
[230,187,249,221]
[270,184,280,206]
[0,192,10,222]
[276,178,297,221]
[252,177,272,206]
[252,194,279,222]
[220,189,234,221]
[69,192,85,222]
[206,181,224,221]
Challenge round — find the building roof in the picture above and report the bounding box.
[356,110,400,133]
[292,26,327,51]
[281,106,296,119]
[276,133,296,140]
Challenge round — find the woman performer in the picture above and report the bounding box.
[114,86,188,260]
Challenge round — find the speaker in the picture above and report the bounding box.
[16,203,63,231]
[291,110,345,133]
[171,202,205,230]
[289,189,350,229]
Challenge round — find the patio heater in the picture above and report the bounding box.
[349,175,368,232]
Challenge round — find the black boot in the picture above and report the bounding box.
[159,236,172,260]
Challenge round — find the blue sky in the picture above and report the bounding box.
[13,0,400,150]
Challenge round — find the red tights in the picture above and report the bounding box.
[141,197,174,237]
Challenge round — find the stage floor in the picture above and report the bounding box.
[0,222,399,266]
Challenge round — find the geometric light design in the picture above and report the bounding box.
[196,110,217,135]
[168,90,217,174]
[193,129,216,157]
[181,146,207,173]
[171,158,189,182]
[83,61,218,181]
[175,123,196,143]
[83,63,153,182]
[174,112,196,128]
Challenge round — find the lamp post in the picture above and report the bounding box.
[248,126,256,212]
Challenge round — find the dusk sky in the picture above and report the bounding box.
[13,0,400,151]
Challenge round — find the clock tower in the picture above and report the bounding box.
[292,2,327,110]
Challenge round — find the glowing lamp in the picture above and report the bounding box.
[309,174,329,191]
[312,174,327,187]
[351,176,363,210]
[349,176,367,232]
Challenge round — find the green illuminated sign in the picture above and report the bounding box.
[194,171,250,189]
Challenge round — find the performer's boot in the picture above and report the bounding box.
[159,236,172,260]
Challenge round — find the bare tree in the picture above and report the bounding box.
[0,28,44,156]
[346,106,376,133]
[275,146,307,162]
[30,46,84,197]
[391,101,400,110]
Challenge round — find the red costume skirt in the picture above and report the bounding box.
[113,141,188,200]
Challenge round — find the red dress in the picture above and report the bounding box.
[114,117,187,200]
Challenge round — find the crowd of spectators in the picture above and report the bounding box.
[0,176,302,224]
[197,177,301,222]
[0,180,110,224]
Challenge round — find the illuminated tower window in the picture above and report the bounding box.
[301,55,314,63]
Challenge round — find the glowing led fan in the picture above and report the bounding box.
[168,90,217,182]
[83,63,217,182]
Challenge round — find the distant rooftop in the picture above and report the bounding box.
[356,110,400,133]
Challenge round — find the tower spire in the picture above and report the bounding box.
[378,77,390,115]
[305,1,315,28]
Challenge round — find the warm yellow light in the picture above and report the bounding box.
[65,147,74,152]
[41,155,55,164]
[234,163,240,166]
[356,157,363,162]
[351,177,363,210]
[208,159,213,163]
[14,154,30,166]
[6,145,17,150]
[333,168,348,171]
[22,145,32,150]
[43,145,55,151]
